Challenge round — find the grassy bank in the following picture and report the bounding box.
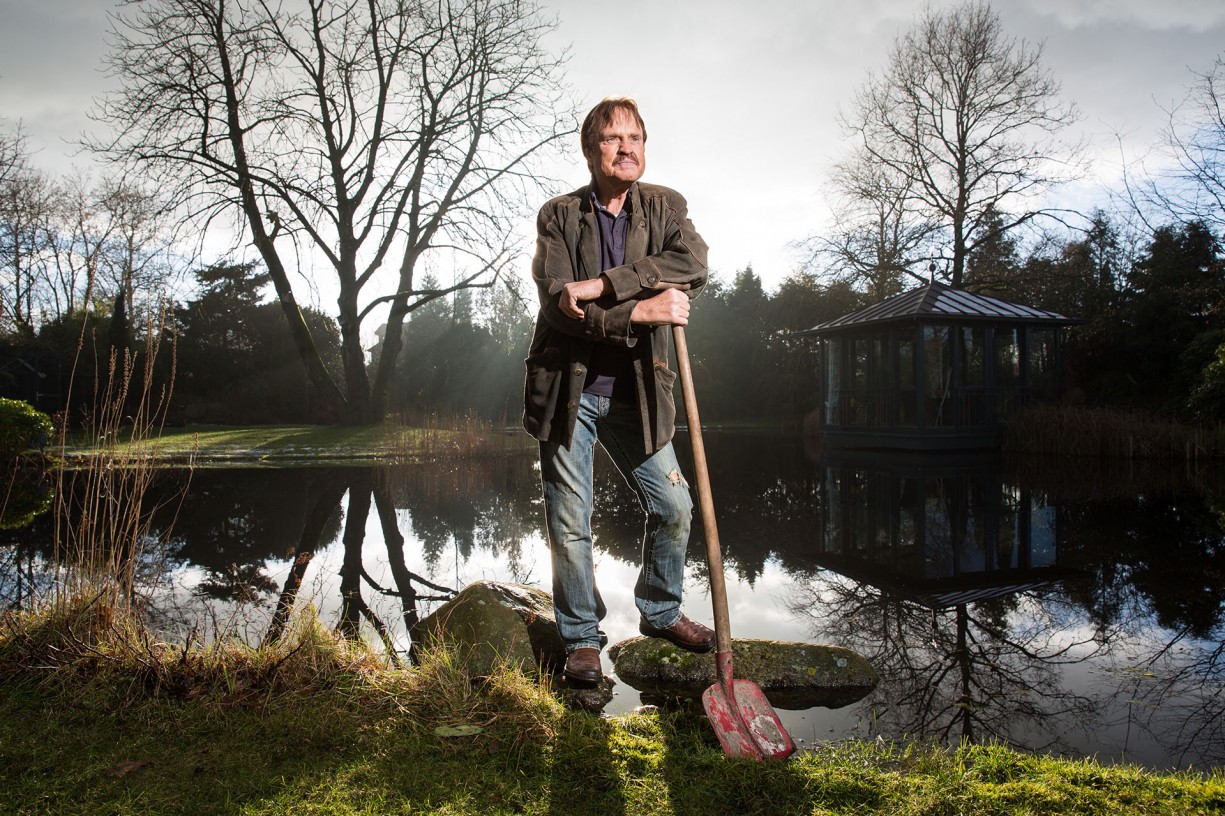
[2,601,1223,816]
[59,420,532,467]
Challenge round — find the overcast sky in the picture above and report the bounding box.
[3,0,1224,295]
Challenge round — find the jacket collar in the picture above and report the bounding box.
[578,183,645,275]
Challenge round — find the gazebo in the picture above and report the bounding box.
[798,282,1081,450]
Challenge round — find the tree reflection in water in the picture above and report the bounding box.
[1045,460,1225,768]
[786,452,1102,753]
[2,435,1224,769]
[789,450,1225,768]
[788,580,1100,752]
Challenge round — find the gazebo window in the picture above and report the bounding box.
[897,334,917,426]
[823,338,843,425]
[924,326,953,426]
[1029,328,1058,402]
[849,337,870,426]
[960,326,988,425]
[995,327,1023,415]
[996,328,1022,385]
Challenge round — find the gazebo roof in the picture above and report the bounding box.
[798,282,1082,337]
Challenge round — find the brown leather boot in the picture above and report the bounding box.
[639,613,716,653]
[562,647,602,686]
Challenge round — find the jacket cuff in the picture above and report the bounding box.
[602,262,660,301]
[583,300,638,346]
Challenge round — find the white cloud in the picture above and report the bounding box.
[4,0,1225,290]
[1027,0,1225,32]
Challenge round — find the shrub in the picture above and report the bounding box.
[0,398,53,458]
[0,469,53,530]
[1190,340,1225,421]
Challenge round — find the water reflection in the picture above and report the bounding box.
[799,450,1093,754]
[2,436,1224,770]
[794,448,1225,769]
[815,451,1067,605]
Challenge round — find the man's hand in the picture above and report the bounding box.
[631,288,690,326]
[560,277,611,319]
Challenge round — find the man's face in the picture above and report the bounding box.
[588,107,645,191]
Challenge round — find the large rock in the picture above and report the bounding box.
[413,580,615,709]
[609,637,877,709]
[415,580,566,677]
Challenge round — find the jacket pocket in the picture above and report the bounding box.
[653,361,676,390]
[524,349,563,422]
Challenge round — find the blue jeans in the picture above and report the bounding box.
[540,393,694,652]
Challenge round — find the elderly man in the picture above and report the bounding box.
[522,97,715,686]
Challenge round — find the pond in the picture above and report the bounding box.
[3,431,1224,771]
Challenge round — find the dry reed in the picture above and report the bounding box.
[1003,404,1225,461]
[384,410,512,462]
[39,304,191,619]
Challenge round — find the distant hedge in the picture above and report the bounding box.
[0,398,53,458]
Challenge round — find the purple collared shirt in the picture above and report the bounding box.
[593,191,629,271]
[584,188,634,399]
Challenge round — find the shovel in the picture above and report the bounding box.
[671,325,795,761]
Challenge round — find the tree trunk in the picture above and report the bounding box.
[335,259,374,425]
[212,7,347,420]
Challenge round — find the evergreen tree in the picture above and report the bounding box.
[1119,221,1224,414]
[175,262,342,423]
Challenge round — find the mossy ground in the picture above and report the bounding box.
[5,675,1224,815]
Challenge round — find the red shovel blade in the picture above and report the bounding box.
[701,678,795,761]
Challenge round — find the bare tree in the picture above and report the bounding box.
[94,0,575,423]
[93,179,177,317]
[50,175,177,321]
[1130,56,1225,235]
[0,167,175,336]
[0,162,57,336]
[0,122,26,189]
[796,147,936,299]
[841,0,1082,287]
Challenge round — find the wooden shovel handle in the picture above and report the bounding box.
[672,326,734,658]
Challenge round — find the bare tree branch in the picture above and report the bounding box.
[838,0,1084,288]
[92,0,577,422]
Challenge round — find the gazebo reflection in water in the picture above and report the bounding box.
[811,450,1070,609]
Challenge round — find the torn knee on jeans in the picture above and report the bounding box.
[667,469,687,487]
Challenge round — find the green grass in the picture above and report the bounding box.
[4,676,1222,815]
[58,422,532,467]
[2,602,1223,816]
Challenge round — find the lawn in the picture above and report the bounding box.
[57,422,531,467]
[3,601,1223,816]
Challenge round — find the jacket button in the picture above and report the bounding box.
[573,366,583,376]
[646,275,658,285]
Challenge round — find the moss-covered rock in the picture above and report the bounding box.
[609,637,877,709]
[414,580,615,709]
[415,581,565,677]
